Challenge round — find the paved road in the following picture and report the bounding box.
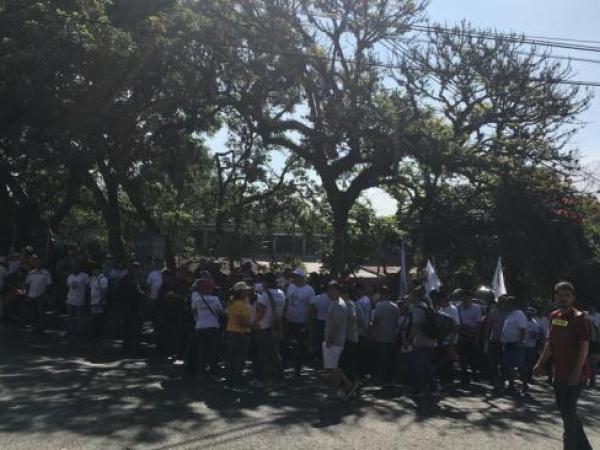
[0,327,598,450]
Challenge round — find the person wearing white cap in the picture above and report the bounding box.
[283,268,315,377]
[225,281,253,391]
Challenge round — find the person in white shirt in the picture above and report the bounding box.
[433,290,460,387]
[457,291,482,385]
[353,283,372,378]
[283,268,315,377]
[310,290,331,364]
[146,260,163,305]
[90,265,109,344]
[191,278,223,379]
[66,266,90,335]
[500,297,528,392]
[24,256,52,332]
[252,273,286,386]
[372,286,400,384]
[340,285,360,384]
[322,281,354,400]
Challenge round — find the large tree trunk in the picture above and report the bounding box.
[213,209,226,259]
[83,168,125,261]
[123,180,175,270]
[331,204,351,278]
[105,178,125,261]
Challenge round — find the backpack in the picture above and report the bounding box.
[419,305,456,341]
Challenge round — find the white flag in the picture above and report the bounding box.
[424,259,442,293]
[399,242,408,299]
[492,257,507,300]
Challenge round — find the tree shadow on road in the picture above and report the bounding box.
[0,329,598,449]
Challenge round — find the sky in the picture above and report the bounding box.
[213,0,600,217]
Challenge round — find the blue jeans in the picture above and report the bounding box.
[412,346,436,393]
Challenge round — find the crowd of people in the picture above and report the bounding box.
[0,247,598,448]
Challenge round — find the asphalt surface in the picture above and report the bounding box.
[0,325,599,450]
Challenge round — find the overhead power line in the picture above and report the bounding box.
[394,37,600,66]
[230,43,600,88]
[301,9,600,54]
[408,25,600,54]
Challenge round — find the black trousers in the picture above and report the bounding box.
[340,341,359,381]
[554,382,592,450]
[458,339,477,382]
[256,328,284,382]
[436,345,454,386]
[90,312,104,341]
[283,321,307,376]
[488,341,504,385]
[196,327,221,377]
[376,342,396,383]
[27,296,45,332]
[122,311,142,354]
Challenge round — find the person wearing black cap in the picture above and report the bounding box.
[119,260,144,355]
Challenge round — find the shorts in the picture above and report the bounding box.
[322,342,344,369]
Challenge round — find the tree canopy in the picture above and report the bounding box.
[1,0,599,299]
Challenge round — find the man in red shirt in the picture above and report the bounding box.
[534,282,592,450]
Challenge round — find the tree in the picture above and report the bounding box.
[385,22,592,293]
[397,23,589,184]
[0,0,103,253]
[344,202,404,275]
[208,113,304,264]
[230,0,428,275]
[1,0,230,259]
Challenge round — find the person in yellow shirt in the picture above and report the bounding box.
[226,281,253,391]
